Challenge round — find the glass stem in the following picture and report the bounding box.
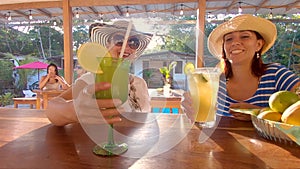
[107,124,115,145]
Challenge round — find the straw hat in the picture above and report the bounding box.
[90,20,152,58]
[207,14,277,58]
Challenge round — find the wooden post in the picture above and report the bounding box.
[196,0,206,68]
[62,0,73,84]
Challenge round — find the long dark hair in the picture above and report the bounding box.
[47,63,59,82]
[222,31,268,80]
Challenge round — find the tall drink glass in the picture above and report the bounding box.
[187,67,221,128]
[93,57,130,156]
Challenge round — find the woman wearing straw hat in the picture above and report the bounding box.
[45,20,153,126]
[182,14,300,121]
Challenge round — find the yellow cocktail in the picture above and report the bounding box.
[187,67,220,128]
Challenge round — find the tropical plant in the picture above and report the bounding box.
[15,57,38,92]
[159,61,177,85]
[0,92,14,107]
[143,69,154,86]
[0,59,14,95]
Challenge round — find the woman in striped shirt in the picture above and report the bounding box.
[182,14,300,122]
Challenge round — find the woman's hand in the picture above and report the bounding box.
[54,75,61,81]
[79,82,123,124]
[181,92,196,123]
[229,102,261,121]
[55,75,65,83]
[46,81,122,126]
[55,75,70,89]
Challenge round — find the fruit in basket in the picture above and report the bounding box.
[281,100,300,126]
[269,91,300,113]
[259,107,273,114]
[257,110,282,122]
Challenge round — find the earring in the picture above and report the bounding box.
[256,52,260,59]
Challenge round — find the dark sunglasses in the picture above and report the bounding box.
[111,34,140,50]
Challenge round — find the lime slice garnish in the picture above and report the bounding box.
[199,73,208,82]
[192,73,208,83]
[77,42,112,73]
[184,62,195,75]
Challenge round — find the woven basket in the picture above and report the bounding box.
[251,116,298,146]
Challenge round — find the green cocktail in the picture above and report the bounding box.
[93,57,130,156]
[94,57,130,102]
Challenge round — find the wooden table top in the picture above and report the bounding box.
[0,107,299,169]
[33,89,65,95]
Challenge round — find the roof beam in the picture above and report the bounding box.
[36,8,52,18]
[70,0,198,7]
[114,6,123,16]
[0,1,62,10]
[286,1,300,13]
[225,0,238,13]
[13,10,29,19]
[88,6,98,15]
[255,0,269,13]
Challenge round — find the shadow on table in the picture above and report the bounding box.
[198,116,300,168]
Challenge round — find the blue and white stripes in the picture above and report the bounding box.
[217,63,299,116]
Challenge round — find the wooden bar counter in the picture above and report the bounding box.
[0,107,299,169]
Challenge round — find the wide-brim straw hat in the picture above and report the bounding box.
[90,20,152,58]
[208,14,277,59]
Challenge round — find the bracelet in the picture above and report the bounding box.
[82,87,93,96]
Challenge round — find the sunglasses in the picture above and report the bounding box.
[111,34,140,50]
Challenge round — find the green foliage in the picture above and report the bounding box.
[0,25,34,55]
[0,59,14,94]
[159,16,299,74]
[159,61,177,79]
[28,26,64,58]
[143,69,154,86]
[144,69,154,79]
[159,23,196,54]
[73,24,89,52]
[0,92,14,107]
[15,57,39,91]
[262,21,300,74]
[0,25,64,58]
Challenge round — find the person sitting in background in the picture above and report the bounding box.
[181,14,300,122]
[39,63,70,90]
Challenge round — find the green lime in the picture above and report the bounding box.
[269,91,300,113]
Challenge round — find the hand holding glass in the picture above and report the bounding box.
[93,57,130,156]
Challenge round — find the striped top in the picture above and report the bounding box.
[217,63,300,116]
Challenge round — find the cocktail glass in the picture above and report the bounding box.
[93,57,130,156]
[187,67,221,128]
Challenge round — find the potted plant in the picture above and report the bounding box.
[159,61,177,96]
